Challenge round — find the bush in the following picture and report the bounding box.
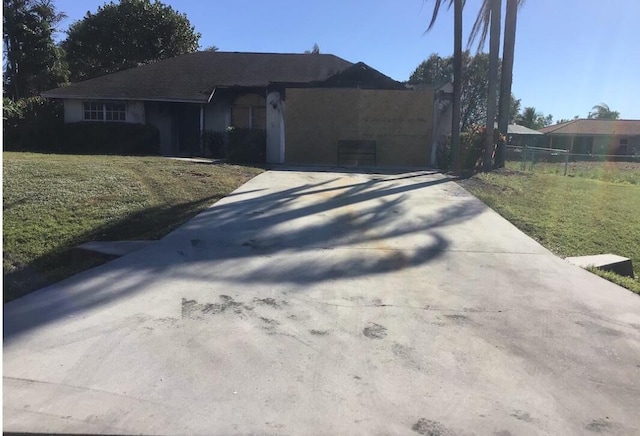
[61,122,160,155]
[436,124,505,172]
[226,127,266,164]
[203,130,227,158]
[3,97,64,151]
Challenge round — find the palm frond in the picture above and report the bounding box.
[424,0,455,33]
[467,0,490,51]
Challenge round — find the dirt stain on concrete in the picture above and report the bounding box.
[309,329,329,336]
[412,418,452,435]
[181,295,248,319]
[510,409,533,422]
[585,418,613,433]
[253,297,285,308]
[363,322,387,339]
[444,314,470,325]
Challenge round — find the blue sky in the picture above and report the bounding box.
[54,0,640,120]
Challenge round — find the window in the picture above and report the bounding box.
[105,103,126,121]
[619,138,629,153]
[83,102,104,120]
[230,94,266,130]
[83,102,126,121]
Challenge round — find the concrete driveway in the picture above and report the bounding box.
[4,169,640,435]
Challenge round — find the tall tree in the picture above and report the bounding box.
[3,0,69,99]
[495,0,520,167]
[516,106,551,129]
[62,0,201,81]
[589,103,620,120]
[424,0,463,170]
[409,52,506,132]
[482,0,501,171]
[469,0,525,168]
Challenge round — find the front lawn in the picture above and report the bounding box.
[459,166,640,294]
[3,153,263,302]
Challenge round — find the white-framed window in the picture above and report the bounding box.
[83,102,126,121]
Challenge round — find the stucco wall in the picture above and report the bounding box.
[266,91,285,164]
[63,99,83,123]
[285,88,434,167]
[592,135,640,154]
[145,102,173,155]
[126,101,145,124]
[204,99,231,132]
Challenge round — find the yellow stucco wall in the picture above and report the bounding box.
[285,88,434,167]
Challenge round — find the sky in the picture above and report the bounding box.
[53,0,640,121]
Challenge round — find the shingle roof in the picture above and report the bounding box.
[507,124,543,135]
[538,119,640,136]
[42,51,354,102]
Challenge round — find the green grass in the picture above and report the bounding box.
[3,152,263,302]
[459,163,640,294]
[505,160,640,185]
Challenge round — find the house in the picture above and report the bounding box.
[42,51,451,168]
[504,124,544,147]
[538,119,640,156]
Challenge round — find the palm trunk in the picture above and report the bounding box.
[483,0,501,171]
[496,0,517,168]
[451,0,463,170]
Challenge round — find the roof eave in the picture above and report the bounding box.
[40,93,209,104]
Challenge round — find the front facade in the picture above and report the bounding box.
[538,119,640,156]
[43,52,450,168]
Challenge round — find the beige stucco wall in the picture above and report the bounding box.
[285,88,434,167]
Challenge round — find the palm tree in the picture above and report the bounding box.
[589,103,620,120]
[469,0,526,169]
[482,0,501,171]
[516,106,542,129]
[495,0,520,168]
[424,0,463,170]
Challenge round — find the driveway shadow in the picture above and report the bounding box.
[4,170,484,341]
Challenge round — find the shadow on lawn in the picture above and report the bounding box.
[4,170,485,341]
[3,195,226,303]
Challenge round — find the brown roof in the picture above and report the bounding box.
[42,51,354,103]
[538,119,640,136]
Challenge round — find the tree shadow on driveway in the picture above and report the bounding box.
[4,170,485,341]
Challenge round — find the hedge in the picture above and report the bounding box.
[226,127,266,164]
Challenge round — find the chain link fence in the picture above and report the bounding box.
[505,145,640,176]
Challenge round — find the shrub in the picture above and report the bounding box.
[203,130,227,158]
[437,124,505,172]
[226,127,266,164]
[61,122,160,155]
[3,97,64,151]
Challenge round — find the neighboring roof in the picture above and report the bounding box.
[42,51,354,103]
[538,119,640,136]
[507,124,543,135]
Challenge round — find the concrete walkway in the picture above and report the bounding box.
[4,169,640,435]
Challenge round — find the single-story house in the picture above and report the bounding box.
[503,123,544,147]
[538,119,640,155]
[42,51,452,168]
